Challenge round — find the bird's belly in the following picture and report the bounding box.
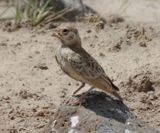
[62,61,84,81]
[56,55,84,82]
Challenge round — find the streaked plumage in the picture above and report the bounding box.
[52,26,122,100]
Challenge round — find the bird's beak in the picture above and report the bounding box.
[52,29,61,39]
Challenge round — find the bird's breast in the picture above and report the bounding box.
[55,47,84,82]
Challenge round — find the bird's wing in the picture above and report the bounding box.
[67,52,103,78]
[60,46,119,92]
[67,51,119,91]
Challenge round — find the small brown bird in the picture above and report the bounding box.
[52,26,122,103]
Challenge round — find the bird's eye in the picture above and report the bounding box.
[63,29,69,33]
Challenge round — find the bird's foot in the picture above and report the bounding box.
[63,94,87,106]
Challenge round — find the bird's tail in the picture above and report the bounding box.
[111,91,123,101]
[100,76,122,101]
[102,75,119,91]
[111,82,119,91]
[89,75,122,101]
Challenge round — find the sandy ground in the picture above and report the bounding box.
[0,0,160,133]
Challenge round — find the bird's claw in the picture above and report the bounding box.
[63,95,86,106]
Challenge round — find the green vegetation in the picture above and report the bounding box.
[14,0,72,26]
[0,0,72,25]
[15,0,52,25]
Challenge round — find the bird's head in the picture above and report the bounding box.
[52,26,81,47]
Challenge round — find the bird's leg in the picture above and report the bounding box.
[72,82,85,95]
[66,86,94,106]
[78,86,94,100]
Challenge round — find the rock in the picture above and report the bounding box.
[139,41,147,47]
[107,14,124,24]
[95,21,105,31]
[45,91,159,133]
[34,63,48,70]
[127,73,154,92]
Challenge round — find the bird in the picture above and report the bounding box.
[52,26,122,104]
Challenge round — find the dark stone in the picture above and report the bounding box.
[45,91,160,133]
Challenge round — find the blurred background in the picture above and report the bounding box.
[1,0,160,24]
